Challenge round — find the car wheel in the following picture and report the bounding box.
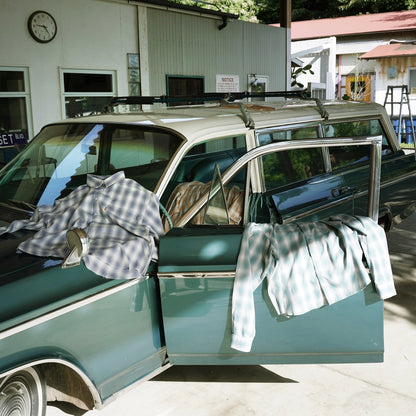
[0,367,46,416]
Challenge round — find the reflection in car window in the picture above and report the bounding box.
[259,127,323,190]
[324,119,392,170]
[259,126,318,144]
[108,127,182,190]
[0,123,182,207]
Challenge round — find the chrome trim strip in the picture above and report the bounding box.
[99,356,170,409]
[168,351,381,358]
[158,271,235,279]
[0,277,142,341]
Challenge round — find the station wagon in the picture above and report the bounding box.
[0,93,415,416]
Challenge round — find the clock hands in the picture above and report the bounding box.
[36,24,50,35]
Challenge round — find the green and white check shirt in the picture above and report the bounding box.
[231,216,395,352]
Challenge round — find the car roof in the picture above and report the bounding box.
[52,99,388,144]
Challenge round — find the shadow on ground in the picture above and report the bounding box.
[385,214,416,324]
[151,365,297,383]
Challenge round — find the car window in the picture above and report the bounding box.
[0,123,183,207]
[108,127,182,190]
[324,119,392,170]
[162,135,246,228]
[258,127,324,190]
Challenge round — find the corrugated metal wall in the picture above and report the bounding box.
[146,9,286,95]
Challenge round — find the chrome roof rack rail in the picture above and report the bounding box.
[103,90,309,112]
[101,90,329,123]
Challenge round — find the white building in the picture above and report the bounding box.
[0,0,289,162]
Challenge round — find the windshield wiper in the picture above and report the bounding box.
[8,199,36,212]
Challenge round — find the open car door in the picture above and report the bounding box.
[158,136,386,365]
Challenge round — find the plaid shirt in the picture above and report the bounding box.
[0,171,164,280]
[231,216,395,352]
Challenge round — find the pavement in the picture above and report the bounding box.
[48,212,416,416]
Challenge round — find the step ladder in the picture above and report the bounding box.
[384,85,416,144]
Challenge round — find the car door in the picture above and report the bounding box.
[323,118,416,227]
[157,137,386,365]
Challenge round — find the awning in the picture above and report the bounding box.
[360,43,416,59]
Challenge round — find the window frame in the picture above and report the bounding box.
[0,66,33,141]
[59,68,117,118]
[171,136,383,228]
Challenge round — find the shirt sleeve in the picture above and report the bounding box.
[231,223,272,352]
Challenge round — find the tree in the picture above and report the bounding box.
[171,0,416,24]
[169,0,260,22]
[339,0,416,14]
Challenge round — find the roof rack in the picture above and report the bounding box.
[102,90,330,126]
[105,90,309,109]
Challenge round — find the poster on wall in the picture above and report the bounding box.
[216,75,239,93]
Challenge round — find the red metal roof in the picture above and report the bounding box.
[360,42,416,58]
[271,10,416,40]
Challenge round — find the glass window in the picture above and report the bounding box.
[259,127,324,190]
[166,75,204,106]
[61,69,116,118]
[0,124,182,208]
[162,135,246,227]
[0,68,31,167]
[0,71,25,92]
[409,69,416,94]
[108,127,182,191]
[324,119,391,170]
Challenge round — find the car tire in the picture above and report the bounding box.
[0,367,46,416]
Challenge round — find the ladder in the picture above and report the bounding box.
[384,85,416,144]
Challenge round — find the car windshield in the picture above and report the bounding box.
[0,122,183,208]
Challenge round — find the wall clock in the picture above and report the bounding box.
[28,10,57,43]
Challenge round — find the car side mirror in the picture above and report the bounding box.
[62,228,90,268]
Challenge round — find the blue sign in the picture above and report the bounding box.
[0,131,28,148]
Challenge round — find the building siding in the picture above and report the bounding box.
[147,8,286,95]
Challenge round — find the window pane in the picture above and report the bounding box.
[0,123,102,206]
[109,127,182,191]
[64,73,113,93]
[163,135,247,227]
[324,119,391,170]
[259,126,318,144]
[0,97,29,142]
[64,96,112,118]
[167,76,204,106]
[0,71,25,92]
[263,148,324,190]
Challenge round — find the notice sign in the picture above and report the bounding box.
[216,74,239,93]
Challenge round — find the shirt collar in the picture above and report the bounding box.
[87,171,126,189]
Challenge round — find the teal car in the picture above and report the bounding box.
[0,96,415,416]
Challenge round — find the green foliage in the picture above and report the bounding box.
[291,64,314,89]
[169,0,259,22]
[170,0,416,24]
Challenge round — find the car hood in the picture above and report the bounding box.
[0,229,120,329]
[0,230,52,282]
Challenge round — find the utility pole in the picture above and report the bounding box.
[280,1,292,90]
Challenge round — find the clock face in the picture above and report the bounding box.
[28,11,57,43]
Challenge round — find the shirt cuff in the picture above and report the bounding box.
[231,333,254,352]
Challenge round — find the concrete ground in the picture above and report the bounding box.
[48,212,416,416]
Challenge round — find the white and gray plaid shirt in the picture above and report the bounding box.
[231,216,395,352]
[0,171,164,280]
